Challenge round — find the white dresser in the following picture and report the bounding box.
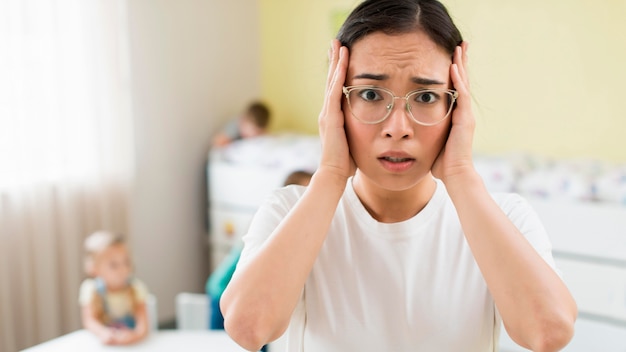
[206,134,321,270]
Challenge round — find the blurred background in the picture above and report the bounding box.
[1,0,625,351]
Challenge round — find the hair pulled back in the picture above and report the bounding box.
[337,0,462,56]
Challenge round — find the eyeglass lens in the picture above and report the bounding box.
[346,87,455,125]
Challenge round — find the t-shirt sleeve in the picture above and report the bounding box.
[237,186,304,268]
[493,193,561,337]
[496,193,559,274]
[78,278,96,306]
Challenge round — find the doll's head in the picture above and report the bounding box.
[84,231,133,291]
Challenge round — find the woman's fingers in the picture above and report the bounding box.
[318,40,353,177]
[328,46,348,113]
[453,44,469,90]
[451,43,471,111]
[321,40,342,121]
[320,40,348,127]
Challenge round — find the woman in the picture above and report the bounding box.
[221,1,577,351]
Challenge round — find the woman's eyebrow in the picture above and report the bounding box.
[353,73,388,81]
[353,73,445,86]
[411,77,446,85]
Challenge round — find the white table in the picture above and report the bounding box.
[21,330,249,352]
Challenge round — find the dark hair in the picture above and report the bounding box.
[283,170,313,187]
[337,0,462,56]
[245,101,271,128]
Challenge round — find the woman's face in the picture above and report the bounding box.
[344,31,452,192]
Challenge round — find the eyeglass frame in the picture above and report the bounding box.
[342,85,459,126]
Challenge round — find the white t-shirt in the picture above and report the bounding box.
[239,178,558,352]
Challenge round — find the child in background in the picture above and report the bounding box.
[212,101,271,147]
[79,231,150,345]
[282,170,314,188]
[206,170,313,345]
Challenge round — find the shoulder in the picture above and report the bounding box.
[270,184,307,205]
[130,278,149,302]
[490,192,539,221]
[490,192,557,266]
[252,184,308,221]
[79,278,97,293]
[487,192,543,232]
[78,278,97,305]
[238,185,309,266]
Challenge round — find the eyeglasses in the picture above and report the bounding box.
[342,85,458,126]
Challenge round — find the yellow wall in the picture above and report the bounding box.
[260,0,626,162]
[259,0,358,132]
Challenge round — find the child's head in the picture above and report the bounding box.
[84,231,132,290]
[239,101,271,138]
[284,170,313,187]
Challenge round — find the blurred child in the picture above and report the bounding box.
[206,170,313,347]
[282,170,313,188]
[79,231,150,345]
[212,101,271,147]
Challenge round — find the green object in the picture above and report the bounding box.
[206,245,242,300]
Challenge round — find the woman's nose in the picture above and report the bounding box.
[381,99,414,140]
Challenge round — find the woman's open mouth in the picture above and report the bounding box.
[381,156,413,163]
[378,155,415,172]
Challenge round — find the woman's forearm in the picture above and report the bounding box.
[445,171,577,352]
[221,169,347,350]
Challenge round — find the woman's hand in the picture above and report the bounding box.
[431,42,476,184]
[318,39,355,180]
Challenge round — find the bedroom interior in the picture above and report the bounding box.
[2,0,625,351]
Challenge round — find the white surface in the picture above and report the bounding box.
[146,294,158,332]
[499,319,626,352]
[528,197,626,261]
[557,258,626,321]
[21,330,247,352]
[208,134,320,209]
[176,293,209,331]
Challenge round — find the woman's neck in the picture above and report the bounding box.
[352,172,437,223]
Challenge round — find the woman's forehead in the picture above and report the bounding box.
[348,31,451,81]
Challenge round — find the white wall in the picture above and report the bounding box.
[125,0,261,322]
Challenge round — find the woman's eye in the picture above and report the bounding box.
[358,89,383,102]
[414,91,439,104]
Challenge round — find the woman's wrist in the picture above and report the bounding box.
[309,167,350,194]
[441,167,485,199]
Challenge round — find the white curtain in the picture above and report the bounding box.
[0,1,134,350]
